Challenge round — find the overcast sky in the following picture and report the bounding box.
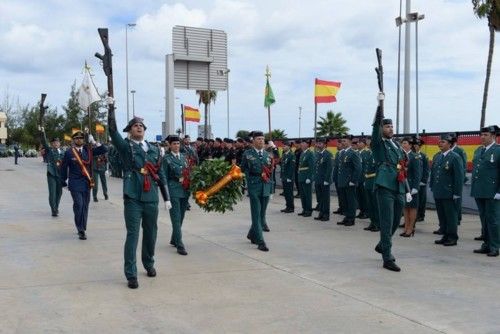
[1,0,499,140]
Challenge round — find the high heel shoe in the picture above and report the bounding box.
[400,230,415,238]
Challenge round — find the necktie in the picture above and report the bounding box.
[258,151,263,158]
[481,147,486,156]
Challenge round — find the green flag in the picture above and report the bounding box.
[264,78,275,107]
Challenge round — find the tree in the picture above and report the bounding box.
[236,130,250,139]
[472,0,500,127]
[316,111,349,137]
[265,129,287,140]
[62,81,83,136]
[196,90,217,139]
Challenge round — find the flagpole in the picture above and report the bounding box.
[267,106,272,141]
[314,103,317,140]
[181,104,185,135]
[265,66,273,141]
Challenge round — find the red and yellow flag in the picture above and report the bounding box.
[184,106,201,122]
[64,134,72,141]
[314,78,341,103]
[71,128,81,135]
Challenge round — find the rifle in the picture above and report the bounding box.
[95,28,170,203]
[38,93,48,130]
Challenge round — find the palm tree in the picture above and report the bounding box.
[265,129,287,140]
[196,90,217,138]
[472,0,500,127]
[316,111,349,137]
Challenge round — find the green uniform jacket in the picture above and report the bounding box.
[406,151,423,191]
[241,148,273,196]
[371,120,405,194]
[363,149,377,191]
[337,148,362,187]
[452,145,468,181]
[41,133,64,177]
[161,152,190,198]
[109,130,166,202]
[314,149,334,184]
[93,153,108,172]
[280,150,296,181]
[430,151,464,199]
[417,151,430,184]
[298,148,316,182]
[360,148,372,183]
[470,143,500,198]
[332,150,342,184]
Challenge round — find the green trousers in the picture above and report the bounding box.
[475,198,500,252]
[283,180,294,210]
[417,185,427,219]
[339,186,357,221]
[92,170,108,199]
[375,187,404,262]
[317,183,331,219]
[47,173,62,214]
[169,196,188,248]
[454,197,463,225]
[435,198,459,242]
[123,198,158,279]
[248,194,269,245]
[299,182,312,213]
[365,186,379,228]
[357,183,367,214]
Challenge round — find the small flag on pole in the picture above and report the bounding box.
[314,78,341,103]
[184,106,201,122]
[64,134,72,141]
[264,77,276,108]
[78,62,101,110]
[71,128,81,135]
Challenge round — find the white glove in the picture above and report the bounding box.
[286,178,292,183]
[377,92,385,101]
[38,126,44,132]
[349,182,355,187]
[494,193,500,200]
[164,201,172,210]
[269,194,274,200]
[419,182,426,186]
[411,188,418,195]
[305,179,311,184]
[405,193,413,203]
[88,134,96,145]
[323,181,329,186]
[453,195,460,200]
[104,96,115,105]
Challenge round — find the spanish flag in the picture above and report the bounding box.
[184,106,201,122]
[95,124,105,134]
[314,78,341,103]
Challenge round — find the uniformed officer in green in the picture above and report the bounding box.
[297,140,316,217]
[471,125,500,257]
[280,141,295,213]
[332,140,345,215]
[362,138,380,232]
[372,102,408,272]
[430,134,464,246]
[414,138,429,222]
[241,131,272,251]
[92,148,109,202]
[357,138,370,219]
[40,128,64,217]
[336,135,362,226]
[314,137,333,221]
[108,112,169,289]
[400,137,422,237]
[451,133,468,225]
[162,135,190,256]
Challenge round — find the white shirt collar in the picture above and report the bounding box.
[485,142,495,151]
[443,149,452,156]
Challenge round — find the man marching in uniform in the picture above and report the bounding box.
[471,125,500,257]
[280,141,295,213]
[108,115,169,289]
[92,147,109,202]
[297,140,316,217]
[60,130,107,240]
[314,137,333,221]
[241,131,272,252]
[430,134,464,246]
[162,135,190,256]
[40,128,64,217]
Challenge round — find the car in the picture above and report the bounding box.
[0,144,7,157]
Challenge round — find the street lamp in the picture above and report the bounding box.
[217,69,231,137]
[130,90,136,118]
[395,0,404,134]
[125,23,136,122]
[409,12,425,134]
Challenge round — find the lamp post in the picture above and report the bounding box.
[130,90,136,118]
[225,69,230,137]
[125,23,136,122]
[395,0,403,134]
[409,12,425,135]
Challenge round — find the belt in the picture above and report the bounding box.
[298,167,309,171]
[365,173,376,179]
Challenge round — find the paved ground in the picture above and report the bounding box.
[1,158,499,334]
